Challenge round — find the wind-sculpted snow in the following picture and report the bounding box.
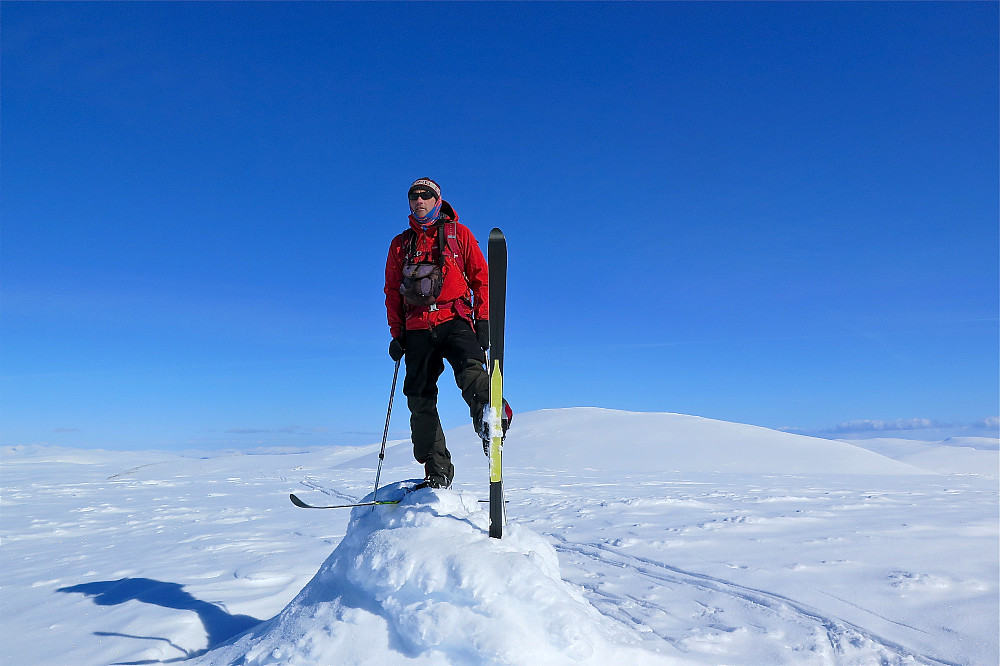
[195,481,666,665]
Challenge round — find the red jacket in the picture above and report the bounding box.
[384,201,489,339]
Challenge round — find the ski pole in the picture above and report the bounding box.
[371,357,401,509]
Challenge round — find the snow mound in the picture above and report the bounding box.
[194,481,667,665]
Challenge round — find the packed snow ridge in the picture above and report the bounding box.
[194,481,664,665]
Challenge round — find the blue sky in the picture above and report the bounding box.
[3,2,997,451]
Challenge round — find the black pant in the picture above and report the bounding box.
[402,318,489,484]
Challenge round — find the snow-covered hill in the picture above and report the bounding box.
[2,409,996,665]
[843,435,999,475]
[333,408,934,488]
[448,407,929,475]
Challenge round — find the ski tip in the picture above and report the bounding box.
[289,493,308,508]
[489,227,504,238]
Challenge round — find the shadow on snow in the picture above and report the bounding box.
[57,577,261,664]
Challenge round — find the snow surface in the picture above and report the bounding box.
[2,408,997,665]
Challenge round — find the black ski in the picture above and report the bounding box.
[487,228,507,539]
[290,492,499,509]
[289,493,401,510]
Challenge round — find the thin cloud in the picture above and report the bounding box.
[827,418,948,434]
[225,426,324,435]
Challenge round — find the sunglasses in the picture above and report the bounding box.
[408,190,437,201]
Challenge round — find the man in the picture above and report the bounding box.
[384,178,491,489]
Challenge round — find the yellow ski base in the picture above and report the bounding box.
[489,360,503,483]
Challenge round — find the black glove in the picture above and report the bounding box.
[388,337,405,362]
[475,319,490,351]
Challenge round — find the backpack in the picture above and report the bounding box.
[398,221,467,308]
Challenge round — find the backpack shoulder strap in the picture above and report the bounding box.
[443,221,465,275]
[401,228,418,262]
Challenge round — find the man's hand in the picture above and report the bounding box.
[389,337,405,362]
[475,320,489,351]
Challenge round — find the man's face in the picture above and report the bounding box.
[409,189,438,217]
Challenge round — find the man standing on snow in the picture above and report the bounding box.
[384,178,491,489]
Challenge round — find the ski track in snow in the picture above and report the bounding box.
[2,410,997,665]
[298,477,360,504]
[521,470,996,663]
[548,536,953,666]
